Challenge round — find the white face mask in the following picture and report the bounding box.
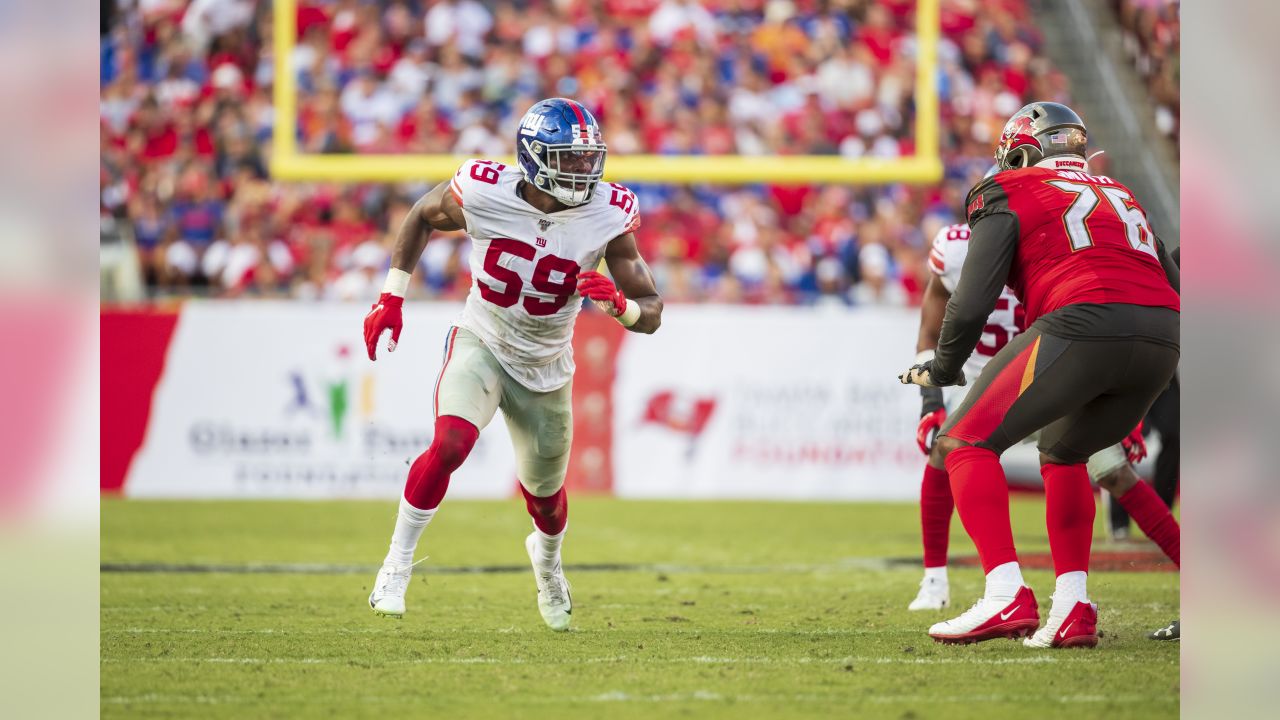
[524,139,606,206]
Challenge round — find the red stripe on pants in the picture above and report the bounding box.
[432,327,459,418]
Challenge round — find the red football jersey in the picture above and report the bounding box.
[966,166,1180,324]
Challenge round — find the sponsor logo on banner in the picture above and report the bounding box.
[640,390,717,458]
[613,306,927,500]
[126,303,515,499]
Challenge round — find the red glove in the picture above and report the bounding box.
[363,293,403,361]
[576,270,627,317]
[1121,422,1147,464]
[916,407,946,455]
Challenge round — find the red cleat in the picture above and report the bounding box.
[1025,599,1099,648]
[928,586,1041,645]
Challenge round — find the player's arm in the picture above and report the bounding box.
[913,272,951,450]
[389,182,466,273]
[364,182,467,361]
[930,213,1019,383]
[916,272,950,355]
[1154,236,1179,294]
[901,213,1018,388]
[578,232,663,334]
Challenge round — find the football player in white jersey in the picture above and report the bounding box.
[361,98,663,630]
[907,219,1180,615]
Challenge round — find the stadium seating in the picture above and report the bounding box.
[100,0,1071,304]
[1111,0,1179,147]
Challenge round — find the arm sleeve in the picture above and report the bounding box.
[1156,236,1180,294]
[932,213,1020,382]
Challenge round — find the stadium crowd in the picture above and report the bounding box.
[1112,0,1178,147]
[100,0,1075,304]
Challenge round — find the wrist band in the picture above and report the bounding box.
[915,349,935,364]
[616,300,642,328]
[383,268,411,297]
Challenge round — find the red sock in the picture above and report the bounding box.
[1118,480,1180,566]
[920,463,953,568]
[403,415,479,510]
[521,485,568,535]
[945,446,1017,573]
[1042,462,1095,575]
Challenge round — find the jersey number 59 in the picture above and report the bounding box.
[479,238,581,316]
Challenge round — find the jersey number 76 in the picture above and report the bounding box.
[1046,180,1157,259]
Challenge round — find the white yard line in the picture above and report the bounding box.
[104,654,1159,667]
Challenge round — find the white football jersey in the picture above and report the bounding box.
[927,223,1024,381]
[449,159,641,392]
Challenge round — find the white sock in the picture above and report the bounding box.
[385,497,436,566]
[923,566,948,583]
[531,522,566,570]
[1053,570,1088,605]
[984,561,1025,601]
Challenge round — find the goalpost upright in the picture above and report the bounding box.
[270,0,941,185]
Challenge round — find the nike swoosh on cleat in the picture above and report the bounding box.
[1059,621,1075,638]
[999,605,1020,621]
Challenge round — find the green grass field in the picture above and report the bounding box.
[102,497,1178,719]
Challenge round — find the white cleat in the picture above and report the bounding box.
[1024,595,1099,648]
[928,585,1040,645]
[368,559,423,618]
[525,532,572,632]
[908,576,950,611]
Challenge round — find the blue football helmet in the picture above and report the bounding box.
[515,98,607,207]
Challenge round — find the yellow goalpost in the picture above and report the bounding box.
[270,0,941,185]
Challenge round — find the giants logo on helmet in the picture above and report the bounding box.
[519,113,548,136]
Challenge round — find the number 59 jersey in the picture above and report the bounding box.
[448,159,641,392]
[965,166,1179,325]
[928,223,1024,383]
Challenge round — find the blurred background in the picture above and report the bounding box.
[78,1,1280,718]
[98,0,1181,504]
[99,0,1178,306]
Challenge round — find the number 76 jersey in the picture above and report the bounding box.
[965,166,1179,325]
[448,159,641,393]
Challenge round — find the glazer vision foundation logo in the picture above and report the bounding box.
[188,344,383,457]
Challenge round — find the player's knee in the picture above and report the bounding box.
[1039,450,1075,466]
[533,410,572,460]
[927,441,948,468]
[430,416,479,470]
[933,435,968,462]
[1097,465,1138,495]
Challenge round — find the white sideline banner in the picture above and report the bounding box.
[612,305,927,500]
[127,302,517,499]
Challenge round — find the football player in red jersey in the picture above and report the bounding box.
[899,102,1180,648]
[909,217,1180,614]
